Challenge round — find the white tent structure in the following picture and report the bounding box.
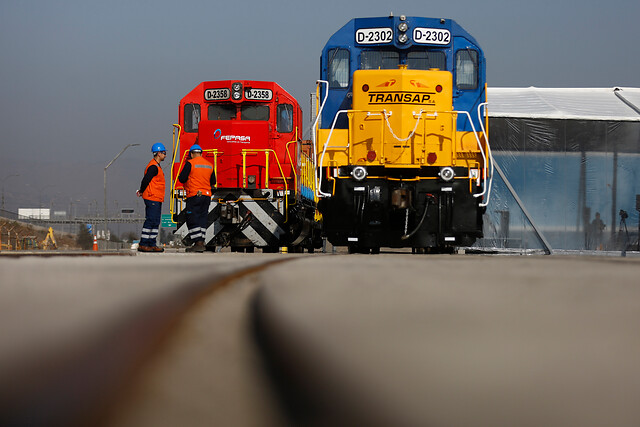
[479,87,640,252]
[487,87,640,121]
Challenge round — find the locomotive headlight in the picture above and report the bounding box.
[439,166,455,181]
[398,33,408,44]
[398,22,408,32]
[352,166,367,181]
[232,82,243,100]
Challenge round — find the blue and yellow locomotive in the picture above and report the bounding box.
[313,15,492,253]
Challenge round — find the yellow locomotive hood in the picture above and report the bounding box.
[353,66,453,112]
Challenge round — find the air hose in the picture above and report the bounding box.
[401,194,435,240]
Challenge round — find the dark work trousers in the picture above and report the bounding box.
[141,199,162,247]
[185,195,210,243]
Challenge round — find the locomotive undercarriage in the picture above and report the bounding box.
[318,166,485,253]
[173,188,321,252]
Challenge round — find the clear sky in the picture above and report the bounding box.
[1,0,639,218]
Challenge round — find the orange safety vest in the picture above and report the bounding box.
[142,159,165,202]
[184,156,214,198]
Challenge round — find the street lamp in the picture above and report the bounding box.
[1,174,19,211]
[38,184,56,219]
[104,144,139,238]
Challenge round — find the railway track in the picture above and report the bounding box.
[0,253,298,426]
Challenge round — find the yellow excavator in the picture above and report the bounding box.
[41,227,57,250]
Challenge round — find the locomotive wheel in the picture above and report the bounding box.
[245,246,255,253]
[414,247,427,255]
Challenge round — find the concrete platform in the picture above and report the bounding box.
[253,255,640,427]
[2,253,640,426]
[0,253,289,426]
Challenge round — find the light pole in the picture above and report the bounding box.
[38,184,56,219]
[69,198,81,233]
[1,174,19,211]
[104,144,139,238]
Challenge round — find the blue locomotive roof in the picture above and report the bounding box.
[324,16,481,51]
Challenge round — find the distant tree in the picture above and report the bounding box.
[77,224,93,250]
[108,229,122,242]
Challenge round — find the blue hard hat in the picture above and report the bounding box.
[152,142,166,153]
[189,144,203,152]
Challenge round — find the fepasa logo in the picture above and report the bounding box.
[221,135,251,143]
[213,128,251,143]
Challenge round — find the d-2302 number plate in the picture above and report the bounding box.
[413,27,451,45]
[355,28,393,45]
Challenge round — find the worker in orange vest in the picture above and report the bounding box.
[136,142,167,252]
[178,144,216,253]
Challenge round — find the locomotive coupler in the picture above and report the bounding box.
[391,187,412,210]
[220,203,240,224]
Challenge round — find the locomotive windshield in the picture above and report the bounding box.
[360,50,446,71]
[241,104,269,121]
[455,50,478,90]
[205,103,270,121]
[360,51,398,69]
[277,104,293,133]
[327,48,349,88]
[406,51,446,70]
[208,104,235,120]
[184,103,201,133]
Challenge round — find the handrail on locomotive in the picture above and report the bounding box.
[313,80,493,206]
[170,129,314,226]
[241,148,289,223]
[169,123,182,221]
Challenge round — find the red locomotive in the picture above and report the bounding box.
[170,80,320,252]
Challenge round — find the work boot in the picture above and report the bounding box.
[151,246,165,253]
[186,241,205,253]
[137,245,154,252]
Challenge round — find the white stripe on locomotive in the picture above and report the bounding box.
[241,224,270,247]
[243,200,285,238]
